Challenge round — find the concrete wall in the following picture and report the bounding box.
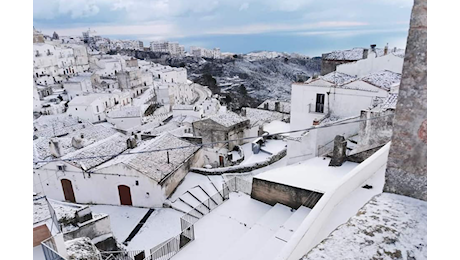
[161,150,203,198]
[357,109,394,148]
[384,0,427,201]
[277,143,391,260]
[321,59,355,75]
[63,214,111,241]
[251,179,323,209]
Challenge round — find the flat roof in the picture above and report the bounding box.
[254,157,358,193]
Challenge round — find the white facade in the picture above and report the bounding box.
[336,53,403,77]
[287,75,389,165]
[190,46,222,59]
[64,74,93,100]
[150,41,184,55]
[33,43,90,79]
[67,95,108,123]
[33,82,42,112]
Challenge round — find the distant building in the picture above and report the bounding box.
[321,44,405,75]
[33,27,45,43]
[150,41,185,55]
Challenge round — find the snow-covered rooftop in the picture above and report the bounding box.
[360,70,401,91]
[62,133,129,171]
[254,157,358,193]
[34,114,91,138]
[65,237,101,260]
[320,71,358,85]
[207,111,249,127]
[107,106,141,118]
[323,47,405,61]
[33,195,84,225]
[96,133,199,183]
[68,93,110,107]
[302,193,426,260]
[380,93,398,110]
[33,124,119,160]
[243,108,290,127]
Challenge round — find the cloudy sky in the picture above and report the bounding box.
[33,0,414,56]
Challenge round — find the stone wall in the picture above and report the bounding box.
[251,178,323,209]
[384,0,427,201]
[63,214,111,241]
[320,58,355,75]
[190,148,287,175]
[358,109,394,148]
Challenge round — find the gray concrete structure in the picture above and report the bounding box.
[329,135,347,167]
[384,0,427,201]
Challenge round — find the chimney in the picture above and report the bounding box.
[71,136,83,149]
[264,102,269,110]
[363,49,369,59]
[370,44,377,52]
[49,139,61,158]
[384,44,389,55]
[126,136,137,149]
[274,101,280,112]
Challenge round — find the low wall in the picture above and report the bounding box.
[190,148,286,175]
[276,143,391,260]
[64,214,111,241]
[251,179,323,209]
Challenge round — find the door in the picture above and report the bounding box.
[315,94,325,113]
[118,185,133,206]
[61,179,76,203]
[219,156,225,167]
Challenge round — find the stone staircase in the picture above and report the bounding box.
[216,204,311,260]
[169,178,224,215]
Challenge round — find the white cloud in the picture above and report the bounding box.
[205,21,368,35]
[239,3,249,11]
[41,22,180,38]
[34,0,103,19]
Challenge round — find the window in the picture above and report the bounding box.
[96,106,99,113]
[57,164,66,171]
[315,94,325,113]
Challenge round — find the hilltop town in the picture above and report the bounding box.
[32,1,427,259]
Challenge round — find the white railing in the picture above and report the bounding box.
[276,142,391,260]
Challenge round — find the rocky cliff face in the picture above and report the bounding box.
[120,49,322,111]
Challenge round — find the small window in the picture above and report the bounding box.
[75,108,78,111]
[57,165,66,171]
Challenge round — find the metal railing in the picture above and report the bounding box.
[180,188,229,226]
[41,237,67,260]
[223,177,253,196]
[100,250,145,260]
[143,218,195,260]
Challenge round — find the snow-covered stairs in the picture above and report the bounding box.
[170,180,223,215]
[217,203,294,260]
[251,206,312,260]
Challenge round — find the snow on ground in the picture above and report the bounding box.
[90,205,148,243]
[303,193,427,260]
[263,120,290,135]
[172,192,272,260]
[126,208,184,252]
[65,237,100,260]
[261,139,287,154]
[255,157,358,193]
[239,140,286,166]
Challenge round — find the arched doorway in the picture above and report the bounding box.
[118,185,132,206]
[61,179,76,203]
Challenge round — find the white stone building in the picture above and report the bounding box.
[34,133,202,208]
[287,70,400,164]
[67,94,113,123]
[64,73,94,100]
